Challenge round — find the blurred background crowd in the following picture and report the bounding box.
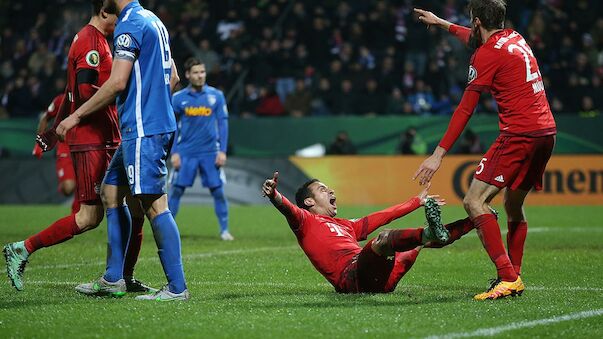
[0,0,601,119]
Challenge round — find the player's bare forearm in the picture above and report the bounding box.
[269,190,284,207]
[414,8,453,30]
[72,80,120,120]
[37,113,50,134]
[170,59,179,93]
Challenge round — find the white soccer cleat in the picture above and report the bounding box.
[135,285,190,301]
[75,277,126,297]
[220,231,234,241]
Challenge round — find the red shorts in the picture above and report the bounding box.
[55,142,75,187]
[337,239,420,293]
[474,134,555,191]
[71,149,116,204]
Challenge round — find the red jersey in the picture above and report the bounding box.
[65,24,120,150]
[467,29,556,136]
[274,192,421,290]
[46,94,70,155]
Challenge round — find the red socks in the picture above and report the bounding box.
[473,214,518,282]
[389,228,423,253]
[24,214,81,254]
[507,221,527,275]
[123,216,144,278]
[71,198,81,214]
[426,217,474,248]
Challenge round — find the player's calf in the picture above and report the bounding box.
[74,204,105,232]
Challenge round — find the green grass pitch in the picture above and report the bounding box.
[0,204,602,338]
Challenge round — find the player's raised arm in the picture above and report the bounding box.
[262,171,306,230]
[413,90,480,185]
[414,8,471,45]
[351,183,445,240]
[56,58,133,138]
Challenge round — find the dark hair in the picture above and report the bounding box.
[295,179,319,209]
[91,0,103,15]
[469,0,506,30]
[184,57,204,72]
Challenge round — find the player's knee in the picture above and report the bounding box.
[372,230,394,256]
[210,186,225,200]
[462,195,481,214]
[60,180,76,196]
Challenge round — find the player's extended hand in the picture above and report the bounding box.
[35,130,58,152]
[413,153,443,186]
[56,114,80,141]
[416,183,446,206]
[261,171,279,198]
[215,151,227,167]
[171,153,181,170]
[414,8,443,27]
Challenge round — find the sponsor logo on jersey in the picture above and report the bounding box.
[208,95,216,106]
[116,34,132,48]
[86,50,100,67]
[494,175,505,183]
[184,106,212,117]
[468,65,477,83]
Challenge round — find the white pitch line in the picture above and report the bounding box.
[28,245,298,271]
[424,309,603,339]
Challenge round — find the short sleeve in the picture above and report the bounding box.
[73,37,101,73]
[466,49,499,93]
[114,23,142,62]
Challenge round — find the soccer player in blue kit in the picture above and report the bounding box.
[57,0,189,301]
[169,57,233,241]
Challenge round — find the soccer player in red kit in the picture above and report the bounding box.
[262,172,479,294]
[3,1,149,293]
[32,93,79,214]
[413,0,556,300]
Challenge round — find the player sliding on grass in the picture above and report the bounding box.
[414,0,556,300]
[262,172,479,294]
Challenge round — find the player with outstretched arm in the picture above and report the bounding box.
[413,0,556,300]
[57,0,188,301]
[262,171,484,294]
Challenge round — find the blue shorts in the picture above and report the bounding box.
[170,154,225,189]
[104,133,174,195]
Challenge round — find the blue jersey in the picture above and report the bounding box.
[171,85,229,156]
[113,1,176,140]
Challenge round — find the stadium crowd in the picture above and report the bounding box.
[0,0,601,119]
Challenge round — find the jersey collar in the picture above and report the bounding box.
[186,84,206,95]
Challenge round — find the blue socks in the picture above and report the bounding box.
[104,206,132,282]
[168,185,185,217]
[210,186,229,233]
[151,211,186,293]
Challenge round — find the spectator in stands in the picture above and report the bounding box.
[408,80,435,115]
[457,129,484,155]
[256,86,285,117]
[284,79,312,117]
[385,87,406,115]
[397,127,427,155]
[332,79,357,115]
[327,131,357,155]
[355,78,386,116]
[311,77,334,116]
